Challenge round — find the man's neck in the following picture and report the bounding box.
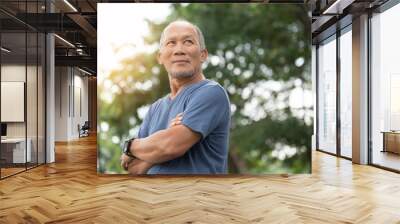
[169,73,205,99]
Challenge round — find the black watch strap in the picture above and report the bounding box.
[123,138,136,158]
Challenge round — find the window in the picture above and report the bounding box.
[371,2,400,171]
[317,35,337,154]
[339,28,352,158]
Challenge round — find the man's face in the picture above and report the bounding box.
[158,22,208,79]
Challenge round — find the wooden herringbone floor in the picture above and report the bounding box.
[1,135,400,223]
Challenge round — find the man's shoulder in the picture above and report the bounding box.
[201,79,223,89]
[192,79,228,98]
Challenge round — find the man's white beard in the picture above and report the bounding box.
[170,70,195,79]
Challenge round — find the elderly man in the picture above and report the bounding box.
[120,20,230,174]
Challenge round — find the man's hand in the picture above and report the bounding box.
[127,159,154,174]
[120,154,134,171]
[169,113,183,128]
[122,113,182,174]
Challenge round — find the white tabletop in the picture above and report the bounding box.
[1,138,27,143]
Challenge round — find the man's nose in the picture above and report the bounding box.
[173,43,185,55]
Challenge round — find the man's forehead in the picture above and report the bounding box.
[164,33,196,41]
[163,22,197,39]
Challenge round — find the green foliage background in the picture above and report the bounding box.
[98,3,312,174]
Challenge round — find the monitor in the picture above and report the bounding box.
[1,123,7,137]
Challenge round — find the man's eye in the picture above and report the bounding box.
[184,40,193,44]
[166,41,175,46]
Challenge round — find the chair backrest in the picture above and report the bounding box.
[82,121,90,129]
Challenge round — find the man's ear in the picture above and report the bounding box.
[157,51,162,65]
[200,49,208,63]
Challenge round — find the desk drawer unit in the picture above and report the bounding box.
[383,132,400,154]
[0,138,32,164]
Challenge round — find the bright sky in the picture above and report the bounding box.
[97,3,171,82]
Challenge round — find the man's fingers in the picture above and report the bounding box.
[120,154,134,171]
[122,162,128,171]
[170,117,182,124]
[174,114,183,120]
[120,155,126,168]
[171,115,183,123]
[168,113,184,128]
[169,119,182,127]
[121,159,129,170]
[170,117,182,123]
[123,159,134,171]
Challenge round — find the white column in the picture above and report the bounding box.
[45,1,55,163]
[46,33,55,163]
[352,14,369,164]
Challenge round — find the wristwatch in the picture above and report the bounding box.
[122,138,136,158]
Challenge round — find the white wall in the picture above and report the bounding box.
[55,67,69,141]
[55,67,89,141]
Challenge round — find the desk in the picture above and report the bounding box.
[1,138,31,163]
[381,131,400,154]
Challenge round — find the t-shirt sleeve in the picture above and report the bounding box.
[137,105,153,138]
[181,85,230,139]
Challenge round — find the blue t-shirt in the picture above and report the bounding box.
[137,79,231,174]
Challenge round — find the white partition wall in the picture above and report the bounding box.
[55,67,89,141]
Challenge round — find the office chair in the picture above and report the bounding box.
[79,121,90,138]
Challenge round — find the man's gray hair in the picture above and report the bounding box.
[159,20,206,50]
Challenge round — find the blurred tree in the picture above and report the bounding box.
[99,3,312,174]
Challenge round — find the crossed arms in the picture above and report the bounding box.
[121,113,201,174]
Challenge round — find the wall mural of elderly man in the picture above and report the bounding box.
[120,20,231,174]
[99,3,312,175]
